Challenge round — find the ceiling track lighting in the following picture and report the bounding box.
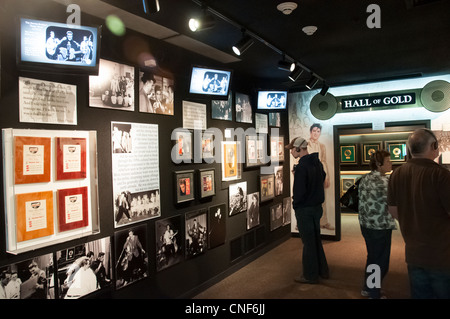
[306,75,319,90]
[320,82,330,96]
[278,54,295,72]
[142,0,160,14]
[232,33,254,56]
[189,6,216,32]
[288,65,304,82]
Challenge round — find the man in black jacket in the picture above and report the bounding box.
[286,136,329,284]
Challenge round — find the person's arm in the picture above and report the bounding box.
[388,206,398,220]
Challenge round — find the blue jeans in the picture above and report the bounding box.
[360,226,392,298]
[295,205,329,281]
[408,265,450,299]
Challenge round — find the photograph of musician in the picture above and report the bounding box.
[156,217,183,272]
[185,213,207,258]
[115,227,148,289]
[208,204,226,249]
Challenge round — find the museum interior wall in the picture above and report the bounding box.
[0,0,291,299]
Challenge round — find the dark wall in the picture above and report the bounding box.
[0,0,290,299]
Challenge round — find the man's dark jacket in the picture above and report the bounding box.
[292,152,326,210]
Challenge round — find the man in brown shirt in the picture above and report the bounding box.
[387,128,450,299]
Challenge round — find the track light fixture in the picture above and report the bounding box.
[142,0,160,14]
[189,9,215,32]
[278,55,295,72]
[320,82,330,96]
[232,34,254,56]
[306,74,319,89]
[288,64,304,82]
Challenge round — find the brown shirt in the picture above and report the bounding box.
[387,158,450,270]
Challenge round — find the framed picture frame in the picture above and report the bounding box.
[255,113,268,134]
[235,92,253,124]
[200,130,215,161]
[172,129,193,163]
[385,140,407,162]
[282,197,292,226]
[55,137,87,180]
[269,112,281,127]
[340,144,357,164]
[259,174,275,202]
[185,209,208,259]
[229,181,247,216]
[221,141,242,181]
[199,168,215,198]
[208,203,227,249]
[155,215,183,272]
[211,91,232,121]
[246,192,260,230]
[270,202,283,231]
[341,177,355,197]
[245,135,265,167]
[274,165,284,196]
[270,135,284,163]
[362,142,381,163]
[174,170,195,204]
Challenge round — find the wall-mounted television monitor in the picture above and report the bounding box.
[189,65,232,99]
[257,90,288,110]
[17,17,101,75]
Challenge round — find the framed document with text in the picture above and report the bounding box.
[56,137,87,180]
[57,186,89,232]
[14,136,51,184]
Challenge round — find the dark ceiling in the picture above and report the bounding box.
[102,0,450,92]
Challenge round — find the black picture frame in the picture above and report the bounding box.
[259,174,275,202]
[174,170,195,204]
[208,203,227,249]
[198,168,215,198]
[245,135,266,167]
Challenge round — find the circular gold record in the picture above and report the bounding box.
[420,80,450,112]
[310,93,338,120]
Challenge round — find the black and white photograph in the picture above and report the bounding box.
[255,113,268,134]
[185,209,208,259]
[235,92,253,123]
[229,181,247,216]
[56,237,112,299]
[274,165,284,196]
[246,192,260,230]
[0,253,53,299]
[208,203,226,249]
[282,197,292,226]
[89,59,135,111]
[139,70,174,115]
[112,122,132,154]
[270,202,283,231]
[155,215,184,272]
[211,92,233,121]
[269,112,281,127]
[114,225,148,289]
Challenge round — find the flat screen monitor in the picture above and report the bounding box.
[189,65,232,99]
[257,90,288,110]
[17,17,101,75]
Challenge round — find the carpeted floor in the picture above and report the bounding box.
[194,214,410,299]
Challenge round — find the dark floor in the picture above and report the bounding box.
[194,214,410,299]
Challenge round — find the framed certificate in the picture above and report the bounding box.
[57,187,89,232]
[16,191,54,242]
[56,137,87,180]
[340,144,357,164]
[14,136,51,184]
[362,142,381,163]
[221,141,241,181]
[385,140,407,162]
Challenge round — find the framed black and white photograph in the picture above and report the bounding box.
[185,209,208,259]
[246,192,260,230]
[57,236,112,299]
[245,135,266,167]
[89,59,135,111]
[235,92,253,123]
[269,112,281,127]
[155,215,183,272]
[270,135,285,163]
[229,181,247,216]
[199,168,215,198]
[260,174,275,202]
[138,70,174,115]
[274,165,284,196]
[0,253,54,299]
[211,92,232,121]
[270,202,283,231]
[172,129,193,163]
[362,142,381,163]
[282,197,292,226]
[174,170,195,204]
[208,203,227,249]
[255,113,268,134]
[114,224,148,290]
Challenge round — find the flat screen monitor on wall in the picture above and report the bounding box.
[189,65,232,99]
[257,90,288,110]
[17,17,101,75]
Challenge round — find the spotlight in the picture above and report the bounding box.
[278,56,295,72]
[288,65,304,82]
[189,13,215,32]
[232,35,254,56]
[142,0,160,14]
[306,75,319,89]
[320,83,329,96]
